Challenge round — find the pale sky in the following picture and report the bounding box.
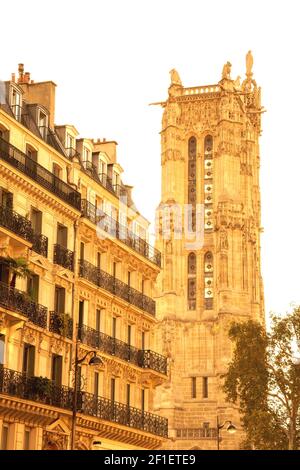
[1,0,300,318]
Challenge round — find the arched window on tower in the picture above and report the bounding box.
[204,252,213,310]
[204,136,213,231]
[188,252,196,310]
[188,137,197,232]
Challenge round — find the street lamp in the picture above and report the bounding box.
[216,417,237,450]
[71,341,103,450]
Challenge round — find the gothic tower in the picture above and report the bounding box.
[154,53,265,449]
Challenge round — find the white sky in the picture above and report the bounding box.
[1,0,300,319]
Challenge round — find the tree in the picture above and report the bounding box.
[0,256,33,289]
[223,309,300,450]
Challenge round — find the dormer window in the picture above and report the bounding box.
[99,159,106,175]
[38,110,48,139]
[66,133,75,157]
[11,87,21,122]
[83,147,91,162]
[113,171,119,187]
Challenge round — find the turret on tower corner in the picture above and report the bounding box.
[154,52,265,450]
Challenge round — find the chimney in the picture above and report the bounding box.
[11,73,15,83]
[24,72,31,84]
[18,63,24,83]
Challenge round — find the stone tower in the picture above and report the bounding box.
[154,53,265,450]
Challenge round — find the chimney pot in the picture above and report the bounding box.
[11,73,15,83]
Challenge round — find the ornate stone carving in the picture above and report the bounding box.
[222,61,232,80]
[169,69,182,86]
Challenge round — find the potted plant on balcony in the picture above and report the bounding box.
[27,375,53,402]
[0,256,33,289]
[57,312,72,338]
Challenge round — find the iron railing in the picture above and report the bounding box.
[0,367,168,437]
[81,199,161,267]
[80,392,168,437]
[0,281,47,328]
[98,173,115,194]
[53,244,74,271]
[0,205,48,257]
[78,324,167,374]
[0,137,81,211]
[0,367,73,410]
[31,232,48,258]
[49,311,73,339]
[78,259,155,316]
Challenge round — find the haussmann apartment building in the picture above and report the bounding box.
[0,64,168,451]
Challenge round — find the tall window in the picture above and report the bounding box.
[39,110,48,139]
[204,252,214,309]
[191,377,197,398]
[1,423,9,450]
[51,354,63,387]
[24,429,30,450]
[11,87,21,121]
[0,334,5,364]
[111,378,115,402]
[94,372,99,396]
[188,252,196,310]
[54,285,65,313]
[23,344,35,376]
[203,377,209,398]
[188,137,197,231]
[126,384,131,407]
[27,274,39,303]
[204,136,214,231]
[57,224,68,248]
[95,309,101,333]
[53,163,62,179]
[31,207,42,234]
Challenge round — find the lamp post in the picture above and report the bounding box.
[70,340,103,450]
[216,416,237,450]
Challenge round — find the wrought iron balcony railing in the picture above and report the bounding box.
[98,173,115,194]
[0,367,73,411]
[0,137,81,211]
[31,232,48,258]
[49,311,73,339]
[53,244,74,271]
[176,427,217,439]
[78,259,155,316]
[78,324,167,375]
[0,367,168,438]
[0,205,48,257]
[81,200,161,267]
[0,281,47,328]
[80,391,168,437]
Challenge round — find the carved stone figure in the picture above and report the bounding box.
[246,50,254,77]
[222,61,232,80]
[234,75,241,90]
[219,228,229,251]
[169,68,182,86]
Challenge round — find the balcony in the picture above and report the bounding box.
[81,200,161,267]
[0,205,48,257]
[49,311,73,339]
[0,367,168,438]
[78,259,155,316]
[53,244,74,271]
[98,173,115,194]
[78,324,167,375]
[0,367,73,411]
[0,137,81,211]
[0,281,47,328]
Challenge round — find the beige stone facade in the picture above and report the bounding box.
[153,53,265,450]
[0,65,167,450]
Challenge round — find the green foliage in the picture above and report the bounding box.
[0,255,33,288]
[223,309,300,450]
